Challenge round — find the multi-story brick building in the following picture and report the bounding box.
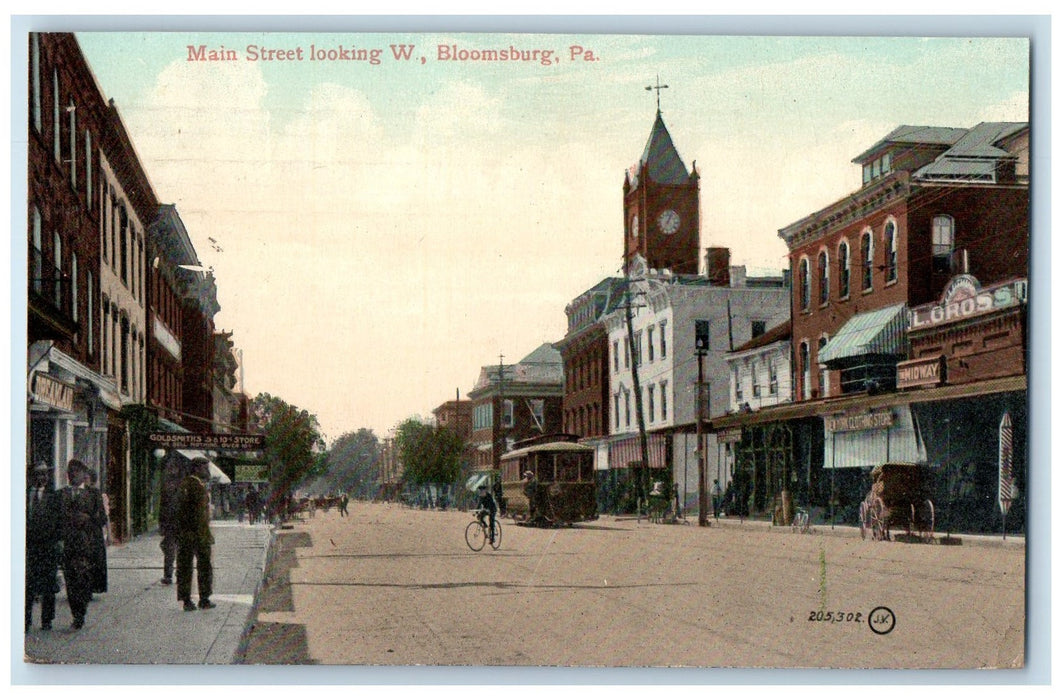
[713,122,1029,532]
[554,277,626,446]
[27,32,157,542]
[467,344,565,473]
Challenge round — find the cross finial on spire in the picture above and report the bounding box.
[645,75,669,113]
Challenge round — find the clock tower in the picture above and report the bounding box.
[623,104,700,275]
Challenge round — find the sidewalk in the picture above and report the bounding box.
[19,518,273,673]
[692,512,1026,549]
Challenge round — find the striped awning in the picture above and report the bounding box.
[818,303,908,364]
[607,434,668,470]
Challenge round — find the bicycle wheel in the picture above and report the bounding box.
[465,520,486,551]
[490,520,502,550]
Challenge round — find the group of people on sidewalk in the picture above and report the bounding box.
[25,459,109,632]
[159,456,217,611]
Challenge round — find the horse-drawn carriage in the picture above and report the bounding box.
[859,462,935,543]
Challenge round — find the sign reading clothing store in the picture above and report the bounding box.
[823,409,895,433]
[32,373,76,412]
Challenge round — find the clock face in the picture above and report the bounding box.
[658,209,680,235]
[630,214,639,238]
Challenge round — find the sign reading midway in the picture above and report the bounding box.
[148,432,265,450]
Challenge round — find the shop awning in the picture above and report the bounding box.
[607,434,668,470]
[818,303,908,364]
[176,449,231,484]
[823,405,927,469]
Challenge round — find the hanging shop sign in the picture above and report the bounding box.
[909,276,1027,331]
[235,464,271,483]
[716,426,743,444]
[823,409,895,433]
[896,355,945,389]
[31,373,76,412]
[148,432,265,450]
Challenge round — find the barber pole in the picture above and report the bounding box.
[998,411,1015,539]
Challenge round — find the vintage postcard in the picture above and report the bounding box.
[16,16,1044,684]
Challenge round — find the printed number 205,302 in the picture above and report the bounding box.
[808,611,863,623]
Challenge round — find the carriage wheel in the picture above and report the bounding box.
[870,498,887,541]
[859,501,870,540]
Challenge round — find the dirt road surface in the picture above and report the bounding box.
[239,502,1024,669]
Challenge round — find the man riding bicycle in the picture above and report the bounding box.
[475,484,498,545]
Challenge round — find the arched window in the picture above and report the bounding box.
[31,207,43,294]
[884,219,898,283]
[87,271,94,354]
[70,253,78,323]
[860,230,873,291]
[52,231,62,308]
[31,34,41,133]
[119,206,128,285]
[799,257,811,310]
[68,100,77,189]
[120,315,130,394]
[818,336,830,398]
[838,240,850,298]
[817,250,829,304]
[52,70,60,163]
[932,215,955,273]
[799,341,811,400]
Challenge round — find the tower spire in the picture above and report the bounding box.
[645,75,669,113]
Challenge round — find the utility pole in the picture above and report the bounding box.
[623,276,650,504]
[495,355,505,473]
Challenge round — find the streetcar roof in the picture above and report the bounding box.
[500,441,593,459]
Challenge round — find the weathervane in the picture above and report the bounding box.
[645,75,669,112]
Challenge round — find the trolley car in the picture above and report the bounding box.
[500,434,597,526]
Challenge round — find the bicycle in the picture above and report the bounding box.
[465,509,502,551]
[791,507,810,534]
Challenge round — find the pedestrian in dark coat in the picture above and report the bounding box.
[245,488,260,525]
[86,469,109,594]
[25,462,62,632]
[61,459,106,629]
[177,458,215,611]
[158,454,185,584]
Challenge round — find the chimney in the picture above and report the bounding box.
[706,247,731,287]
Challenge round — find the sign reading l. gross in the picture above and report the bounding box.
[909,277,1027,331]
[148,432,265,450]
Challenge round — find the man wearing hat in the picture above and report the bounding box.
[475,483,499,545]
[522,470,540,522]
[25,462,62,632]
[176,457,215,611]
[61,459,106,629]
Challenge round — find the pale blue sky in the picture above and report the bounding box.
[64,29,1030,441]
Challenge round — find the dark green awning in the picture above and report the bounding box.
[818,303,907,364]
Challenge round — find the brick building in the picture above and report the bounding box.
[554,277,626,444]
[467,344,565,473]
[27,32,157,542]
[713,122,1029,532]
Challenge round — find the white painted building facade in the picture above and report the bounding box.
[604,253,790,508]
